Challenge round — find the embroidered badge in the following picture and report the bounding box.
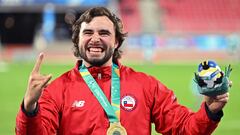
[121,95,137,111]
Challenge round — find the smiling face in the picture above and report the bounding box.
[78,16,118,67]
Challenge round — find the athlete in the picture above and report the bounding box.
[16,7,229,135]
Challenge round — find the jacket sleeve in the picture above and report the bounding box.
[15,79,63,135]
[150,79,221,135]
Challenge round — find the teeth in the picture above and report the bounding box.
[89,48,102,52]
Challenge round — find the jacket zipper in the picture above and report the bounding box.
[98,73,102,80]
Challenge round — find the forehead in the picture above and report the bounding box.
[80,16,114,31]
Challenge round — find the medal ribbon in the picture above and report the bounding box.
[79,63,120,123]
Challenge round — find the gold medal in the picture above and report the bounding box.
[107,122,127,135]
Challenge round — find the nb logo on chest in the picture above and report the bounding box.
[72,100,85,108]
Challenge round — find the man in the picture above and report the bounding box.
[16,7,229,135]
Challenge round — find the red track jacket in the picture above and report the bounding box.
[16,61,220,135]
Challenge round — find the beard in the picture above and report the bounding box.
[79,44,114,67]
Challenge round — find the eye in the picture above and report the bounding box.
[99,30,110,36]
[82,30,93,35]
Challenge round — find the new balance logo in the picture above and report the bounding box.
[72,100,85,108]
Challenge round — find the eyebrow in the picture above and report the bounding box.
[82,28,112,34]
[82,29,93,33]
[99,29,111,34]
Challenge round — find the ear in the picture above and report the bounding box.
[114,41,119,49]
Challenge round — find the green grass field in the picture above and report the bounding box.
[0,61,239,134]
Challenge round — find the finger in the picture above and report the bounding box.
[217,97,229,103]
[43,83,50,88]
[29,74,52,88]
[29,74,50,82]
[40,74,52,88]
[32,53,44,74]
[215,93,229,100]
[229,80,233,88]
[31,80,46,88]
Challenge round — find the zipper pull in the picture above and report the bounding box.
[98,73,102,79]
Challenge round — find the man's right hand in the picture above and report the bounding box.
[24,53,52,113]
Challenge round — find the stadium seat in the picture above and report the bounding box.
[158,0,240,33]
[118,0,142,34]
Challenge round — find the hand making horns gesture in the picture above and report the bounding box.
[23,53,52,112]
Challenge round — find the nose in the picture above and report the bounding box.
[90,33,100,43]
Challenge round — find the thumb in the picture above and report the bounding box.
[204,96,214,105]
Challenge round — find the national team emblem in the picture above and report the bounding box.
[121,95,137,111]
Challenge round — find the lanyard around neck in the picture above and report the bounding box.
[79,63,120,123]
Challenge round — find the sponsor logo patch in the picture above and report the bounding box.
[121,95,137,111]
[72,100,85,108]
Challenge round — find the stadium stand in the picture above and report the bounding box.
[158,0,240,33]
[118,0,142,34]
[0,0,239,63]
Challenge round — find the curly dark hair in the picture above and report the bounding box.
[71,7,127,62]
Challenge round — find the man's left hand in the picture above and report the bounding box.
[204,92,229,113]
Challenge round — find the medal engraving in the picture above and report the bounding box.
[107,122,127,135]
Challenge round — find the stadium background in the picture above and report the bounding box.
[0,0,239,134]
